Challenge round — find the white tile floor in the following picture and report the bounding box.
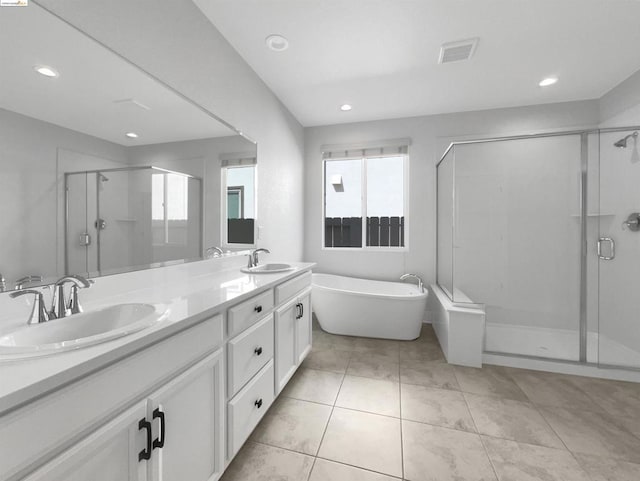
[221,321,640,481]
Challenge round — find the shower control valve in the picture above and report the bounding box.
[622,213,640,232]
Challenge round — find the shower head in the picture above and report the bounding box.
[98,173,109,182]
[614,131,638,148]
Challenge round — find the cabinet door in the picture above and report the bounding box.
[275,299,298,394]
[148,349,224,481]
[23,401,148,481]
[296,289,312,365]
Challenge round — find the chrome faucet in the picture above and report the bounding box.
[400,273,424,293]
[10,289,50,324]
[15,275,44,290]
[51,275,93,319]
[247,248,270,268]
[205,246,224,258]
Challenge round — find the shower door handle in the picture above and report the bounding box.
[597,237,615,260]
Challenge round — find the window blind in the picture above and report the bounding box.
[220,151,257,167]
[321,138,411,160]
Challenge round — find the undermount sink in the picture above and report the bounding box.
[241,263,295,274]
[0,303,169,359]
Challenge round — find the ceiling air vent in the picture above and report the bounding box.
[438,38,479,64]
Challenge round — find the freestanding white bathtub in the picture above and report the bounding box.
[312,273,428,340]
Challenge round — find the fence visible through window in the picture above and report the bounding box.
[324,216,405,247]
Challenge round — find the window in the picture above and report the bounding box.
[222,162,256,246]
[152,172,190,245]
[323,142,408,249]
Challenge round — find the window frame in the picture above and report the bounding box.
[151,171,190,247]
[321,153,409,251]
[221,164,257,249]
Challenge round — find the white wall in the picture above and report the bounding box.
[304,100,599,283]
[599,68,640,127]
[38,0,305,263]
[0,108,128,286]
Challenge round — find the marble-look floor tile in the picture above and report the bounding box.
[400,359,459,390]
[303,347,352,373]
[401,384,475,432]
[313,331,356,351]
[347,353,400,382]
[615,413,640,439]
[454,365,528,401]
[399,341,445,361]
[574,453,640,481]
[318,408,402,478]
[508,370,603,411]
[571,376,640,421]
[220,442,314,481]
[353,348,401,363]
[281,368,344,405]
[416,323,438,341]
[353,337,401,353]
[309,459,400,481]
[336,375,400,417]
[250,397,332,455]
[464,393,564,449]
[402,420,496,481]
[539,406,640,462]
[482,437,590,481]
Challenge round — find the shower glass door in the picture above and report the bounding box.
[598,129,640,368]
[453,135,583,361]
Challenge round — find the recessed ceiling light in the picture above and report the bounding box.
[539,76,558,87]
[265,34,289,52]
[34,65,59,78]
[340,104,352,112]
[125,132,139,139]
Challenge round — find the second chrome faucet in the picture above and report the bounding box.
[10,274,93,324]
[247,248,270,268]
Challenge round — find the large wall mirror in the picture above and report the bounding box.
[0,3,257,292]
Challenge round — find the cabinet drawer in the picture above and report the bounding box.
[227,289,274,338]
[227,315,274,397]
[274,271,311,305]
[227,360,274,459]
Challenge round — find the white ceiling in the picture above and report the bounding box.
[0,4,236,146]
[195,0,640,127]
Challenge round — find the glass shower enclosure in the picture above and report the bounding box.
[65,166,202,276]
[436,126,640,370]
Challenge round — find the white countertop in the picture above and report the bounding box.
[0,259,314,415]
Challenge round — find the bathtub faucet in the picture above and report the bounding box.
[400,273,424,293]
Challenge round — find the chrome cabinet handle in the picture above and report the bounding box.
[597,237,615,260]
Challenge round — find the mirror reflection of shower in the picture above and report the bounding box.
[613,131,638,148]
[65,166,203,277]
[97,172,109,191]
